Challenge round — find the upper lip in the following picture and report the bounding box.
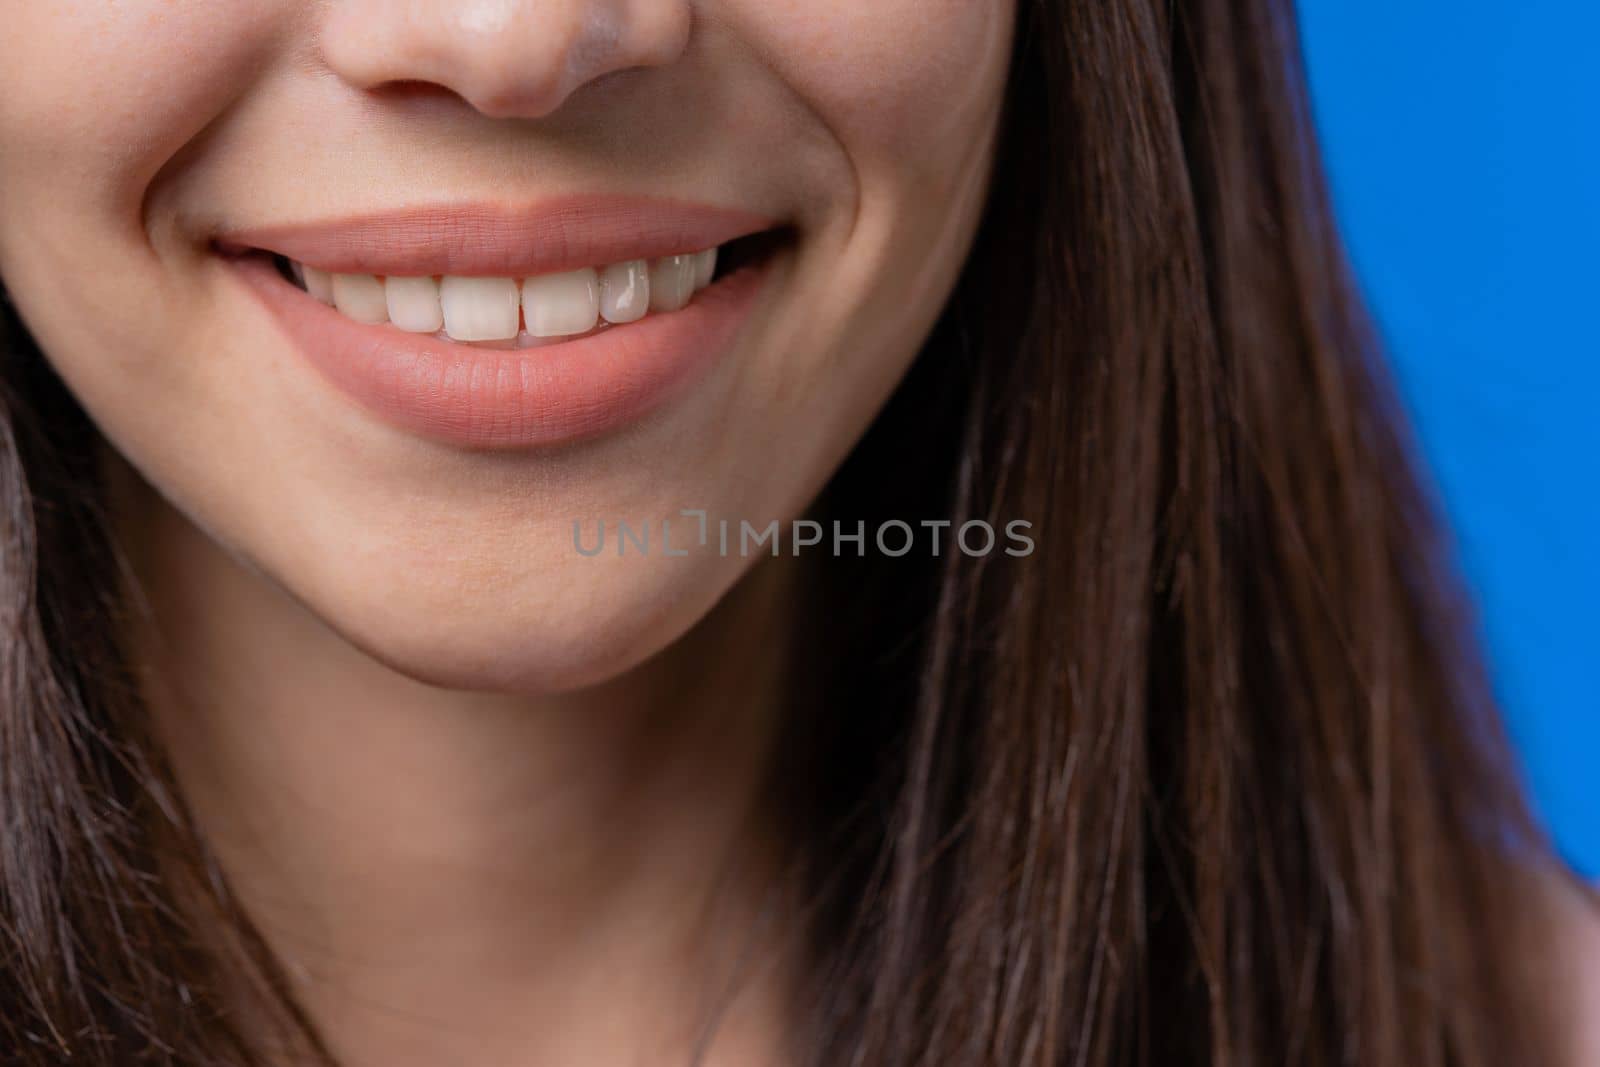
[214,196,775,278]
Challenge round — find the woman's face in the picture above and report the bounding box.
[0,1,1012,692]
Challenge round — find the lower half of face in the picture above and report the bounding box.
[0,0,1012,693]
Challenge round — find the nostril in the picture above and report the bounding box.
[371,79,472,106]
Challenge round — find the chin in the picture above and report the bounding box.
[290,546,759,696]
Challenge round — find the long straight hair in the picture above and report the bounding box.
[0,0,1568,1063]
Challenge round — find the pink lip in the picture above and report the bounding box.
[223,199,776,449]
[219,198,772,276]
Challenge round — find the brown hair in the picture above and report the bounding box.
[0,0,1571,1063]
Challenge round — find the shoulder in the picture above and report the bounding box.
[1535,862,1600,1066]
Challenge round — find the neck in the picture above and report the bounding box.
[115,468,803,1067]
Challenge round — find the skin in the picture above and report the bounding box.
[0,1,1014,1064]
[1548,874,1600,1065]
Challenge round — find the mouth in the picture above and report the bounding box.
[217,199,788,449]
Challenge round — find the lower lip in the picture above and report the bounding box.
[234,255,769,449]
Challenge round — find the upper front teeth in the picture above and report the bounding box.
[598,261,650,326]
[524,270,600,337]
[297,248,719,344]
[439,276,521,342]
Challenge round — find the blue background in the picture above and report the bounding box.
[1299,2,1597,873]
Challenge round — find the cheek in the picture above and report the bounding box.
[731,0,1014,162]
[0,2,283,228]
[0,2,287,423]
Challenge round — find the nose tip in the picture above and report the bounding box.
[320,0,691,120]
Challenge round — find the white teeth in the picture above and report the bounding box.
[304,266,335,304]
[331,274,388,323]
[599,260,650,325]
[522,268,600,338]
[649,255,697,313]
[385,275,444,334]
[440,276,520,341]
[292,243,728,340]
[693,248,717,291]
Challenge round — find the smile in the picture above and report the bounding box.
[285,247,719,347]
[219,198,783,449]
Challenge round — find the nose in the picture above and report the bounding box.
[319,0,691,120]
